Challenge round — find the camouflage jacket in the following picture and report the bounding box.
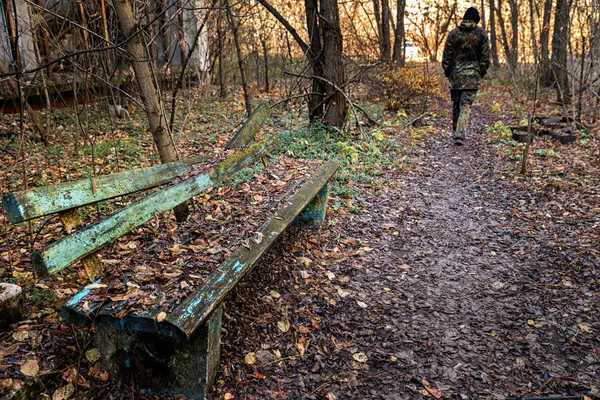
[442,20,491,90]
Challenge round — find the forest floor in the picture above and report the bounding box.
[0,68,599,399]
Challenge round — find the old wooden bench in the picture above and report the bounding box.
[3,136,338,398]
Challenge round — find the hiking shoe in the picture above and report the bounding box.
[453,138,464,146]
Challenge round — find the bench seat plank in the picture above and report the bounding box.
[2,155,208,224]
[164,159,339,342]
[32,140,276,279]
[60,279,107,327]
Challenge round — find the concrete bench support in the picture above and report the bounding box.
[95,306,222,399]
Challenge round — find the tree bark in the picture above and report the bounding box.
[528,0,538,61]
[225,0,252,117]
[113,0,188,221]
[320,0,347,128]
[305,0,325,123]
[392,0,405,66]
[508,0,518,66]
[489,0,499,65]
[539,0,553,85]
[372,0,383,58]
[550,0,571,104]
[380,0,391,60]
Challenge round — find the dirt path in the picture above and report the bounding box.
[216,124,599,399]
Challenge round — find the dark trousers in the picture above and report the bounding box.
[451,89,477,139]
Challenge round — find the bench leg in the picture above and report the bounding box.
[95,306,222,399]
[294,184,329,228]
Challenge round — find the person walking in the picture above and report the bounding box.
[442,7,490,146]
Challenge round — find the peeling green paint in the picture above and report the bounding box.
[2,155,208,224]
[32,140,275,278]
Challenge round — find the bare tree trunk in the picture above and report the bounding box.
[480,0,486,30]
[496,0,515,68]
[320,0,346,128]
[261,37,270,93]
[217,3,226,98]
[528,0,538,61]
[225,0,252,116]
[305,0,325,123]
[392,0,405,66]
[551,0,571,104]
[540,0,553,85]
[113,0,188,221]
[508,0,518,66]
[380,0,391,60]
[489,0,499,65]
[372,0,383,58]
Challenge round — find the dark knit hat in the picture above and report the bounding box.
[463,7,480,23]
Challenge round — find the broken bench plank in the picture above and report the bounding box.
[2,155,208,224]
[32,140,276,279]
[164,159,339,342]
[226,101,270,149]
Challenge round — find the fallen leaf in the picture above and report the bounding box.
[527,319,542,328]
[270,290,281,299]
[297,257,311,267]
[224,393,235,400]
[352,352,368,363]
[491,281,505,290]
[579,323,592,333]
[88,363,108,381]
[277,320,291,333]
[85,348,101,364]
[1,343,19,357]
[52,383,74,400]
[356,301,368,309]
[0,378,13,389]
[12,331,29,342]
[84,283,107,290]
[337,288,351,298]
[421,379,442,399]
[325,271,335,280]
[244,352,257,365]
[298,326,310,334]
[156,311,167,322]
[299,270,310,279]
[20,359,39,377]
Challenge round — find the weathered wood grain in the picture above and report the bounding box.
[2,155,208,224]
[225,101,270,149]
[164,159,339,342]
[32,140,276,279]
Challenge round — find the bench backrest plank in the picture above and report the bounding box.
[32,140,276,279]
[225,102,270,149]
[164,159,339,342]
[2,155,208,224]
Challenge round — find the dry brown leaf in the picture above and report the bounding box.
[20,359,39,377]
[224,393,235,400]
[1,343,19,357]
[156,311,167,322]
[277,320,291,333]
[297,257,312,267]
[52,383,75,400]
[12,331,29,342]
[244,352,257,365]
[85,348,101,364]
[421,379,442,399]
[352,352,368,363]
